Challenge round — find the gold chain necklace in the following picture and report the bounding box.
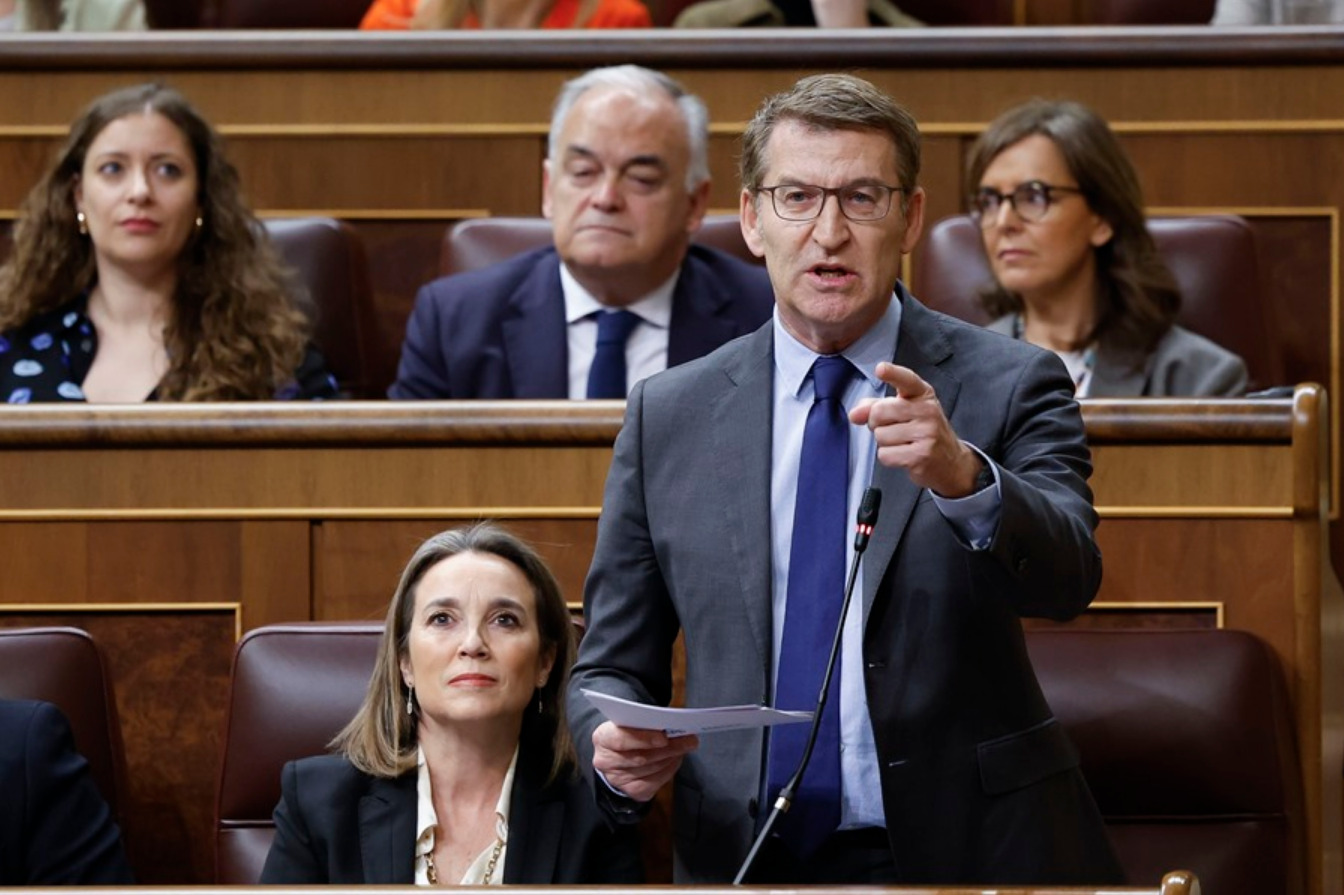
[424,836,505,886]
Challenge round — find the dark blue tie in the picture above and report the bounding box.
[766,354,853,857]
[586,310,641,399]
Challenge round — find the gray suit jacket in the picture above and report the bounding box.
[570,292,1121,885]
[986,315,1247,397]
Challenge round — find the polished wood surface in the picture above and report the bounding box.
[18,869,1202,895]
[0,394,1335,891]
[2,30,1339,490]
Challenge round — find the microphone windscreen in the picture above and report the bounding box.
[858,487,882,527]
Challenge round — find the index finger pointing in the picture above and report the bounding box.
[875,362,933,400]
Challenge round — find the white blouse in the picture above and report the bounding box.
[413,746,517,886]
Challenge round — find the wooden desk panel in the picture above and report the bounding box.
[0,394,1337,889]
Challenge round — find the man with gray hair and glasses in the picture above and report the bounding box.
[391,65,773,399]
[570,73,1123,885]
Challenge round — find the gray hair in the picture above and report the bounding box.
[548,64,710,192]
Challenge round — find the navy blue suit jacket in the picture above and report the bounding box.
[389,244,774,398]
[0,700,133,885]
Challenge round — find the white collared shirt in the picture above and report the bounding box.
[561,263,679,399]
[413,746,518,886]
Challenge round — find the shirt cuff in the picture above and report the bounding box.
[931,445,1001,550]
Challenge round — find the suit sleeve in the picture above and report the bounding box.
[971,349,1103,621]
[584,814,645,882]
[566,379,681,818]
[260,760,326,883]
[389,283,452,399]
[21,702,133,884]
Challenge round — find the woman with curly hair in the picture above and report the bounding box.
[966,99,1246,397]
[0,83,336,402]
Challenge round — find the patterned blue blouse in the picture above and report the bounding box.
[0,295,339,403]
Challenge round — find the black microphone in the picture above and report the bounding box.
[733,486,883,885]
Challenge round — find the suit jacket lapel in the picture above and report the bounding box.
[861,294,961,627]
[500,747,563,884]
[359,773,416,884]
[501,255,568,398]
[667,253,737,366]
[714,324,776,679]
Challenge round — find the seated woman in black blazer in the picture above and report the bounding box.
[260,523,642,885]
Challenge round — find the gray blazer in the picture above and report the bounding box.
[570,292,1121,885]
[986,315,1248,397]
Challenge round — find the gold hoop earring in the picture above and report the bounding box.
[76,211,87,235]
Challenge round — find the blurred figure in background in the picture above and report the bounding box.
[674,0,919,28]
[360,0,650,29]
[0,83,337,403]
[391,65,772,399]
[0,699,134,885]
[967,99,1246,396]
[0,0,145,29]
[1212,0,1344,23]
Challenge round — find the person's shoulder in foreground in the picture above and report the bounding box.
[0,699,134,885]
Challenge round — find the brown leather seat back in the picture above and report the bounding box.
[911,213,1284,391]
[0,627,126,819]
[214,623,382,884]
[263,217,376,398]
[214,0,369,27]
[438,214,759,277]
[1026,628,1304,895]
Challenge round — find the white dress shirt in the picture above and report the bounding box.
[561,263,679,399]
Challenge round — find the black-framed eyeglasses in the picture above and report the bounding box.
[970,181,1085,227]
[757,183,906,222]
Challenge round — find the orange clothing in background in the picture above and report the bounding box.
[360,0,651,28]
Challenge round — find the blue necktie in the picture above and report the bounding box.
[766,354,853,857]
[586,310,641,399]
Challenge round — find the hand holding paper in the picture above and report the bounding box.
[582,689,812,737]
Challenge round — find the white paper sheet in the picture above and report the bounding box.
[581,688,812,737]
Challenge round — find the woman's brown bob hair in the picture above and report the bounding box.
[965,99,1179,353]
[331,522,577,783]
[0,82,311,400]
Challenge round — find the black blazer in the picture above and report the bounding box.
[0,699,134,885]
[260,744,642,884]
[389,243,774,398]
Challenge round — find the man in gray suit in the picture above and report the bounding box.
[568,74,1122,885]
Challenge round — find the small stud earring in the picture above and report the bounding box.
[76,211,87,235]
[194,215,203,230]
[405,685,415,716]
